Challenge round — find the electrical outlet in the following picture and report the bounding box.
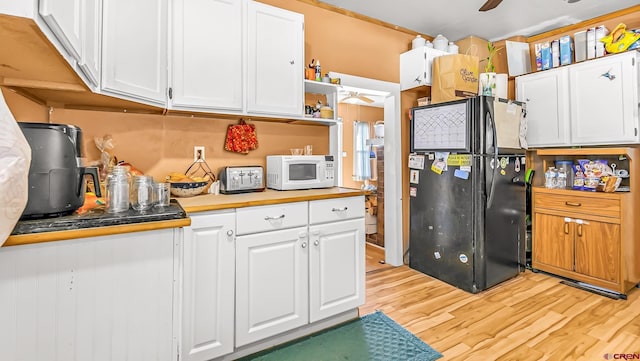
[194,146,205,162]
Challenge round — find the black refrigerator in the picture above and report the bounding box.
[408,96,526,293]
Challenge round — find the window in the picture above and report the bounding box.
[353,121,371,181]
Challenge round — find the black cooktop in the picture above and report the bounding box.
[11,199,187,236]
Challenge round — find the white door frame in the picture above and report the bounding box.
[328,72,402,266]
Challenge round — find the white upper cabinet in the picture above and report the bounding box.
[169,0,243,112]
[516,67,570,147]
[400,46,448,91]
[77,0,101,88]
[246,1,304,117]
[101,0,168,106]
[569,51,639,146]
[516,51,639,148]
[39,0,83,61]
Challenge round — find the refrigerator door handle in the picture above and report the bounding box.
[486,108,499,209]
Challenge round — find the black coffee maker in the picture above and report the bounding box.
[18,122,101,218]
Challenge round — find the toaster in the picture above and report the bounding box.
[218,166,265,194]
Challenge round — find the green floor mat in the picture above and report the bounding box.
[239,310,443,361]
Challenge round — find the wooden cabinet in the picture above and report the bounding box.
[0,229,177,361]
[515,67,570,147]
[516,51,639,147]
[400,46,448,91]
[39,0,83,61]
[169,0,243,113]
[101,0,168,106]
[246,1,304,117]
[531,147,640,295]
[179,210,236,361]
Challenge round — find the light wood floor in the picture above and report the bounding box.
[360,249,640,360]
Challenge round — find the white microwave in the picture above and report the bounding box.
[266,155,335,190]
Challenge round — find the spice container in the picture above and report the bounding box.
[106,165,131,213]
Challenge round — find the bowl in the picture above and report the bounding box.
[290,148,304,155]
[170,181,208,197]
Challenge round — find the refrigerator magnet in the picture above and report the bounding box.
[454,169,469,180]
[408,154,425,170]
[515,157,521,172]
[500,169,506,176]
[500,157,508,169]
[460,165,471,172]
[410,169,420,184]
[410,187,417,197]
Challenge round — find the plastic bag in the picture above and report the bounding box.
[0,88,31,244]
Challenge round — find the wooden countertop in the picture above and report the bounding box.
[177,187,368,213]
[3,188,365,247]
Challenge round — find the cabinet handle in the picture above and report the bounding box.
[264,214,285,221]
[227,230,234,237]
[565,201,581,207]
[564,222,569,234]
[301,242,307,248]
[314,240,319,247]
[331,207,348,212]
[577,224,583,237]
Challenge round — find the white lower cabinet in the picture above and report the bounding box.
[309,196,365,323]
[234,197,365,347]
[309,218,365,323]
[179,210,236,361]
[235,226,309,347]
[0,229,177,361]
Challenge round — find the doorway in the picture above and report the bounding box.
[328,72,402,267]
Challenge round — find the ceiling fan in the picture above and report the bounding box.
[480,0,579,11]
[340,91,374,104]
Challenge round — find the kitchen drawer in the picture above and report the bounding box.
[534,192,620,218]
[236,201,308,235]
[309,196,365,225]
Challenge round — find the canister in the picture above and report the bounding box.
[412,35,426,49]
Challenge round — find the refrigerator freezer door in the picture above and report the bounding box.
[409,159,478,292]
[480,155,526,289]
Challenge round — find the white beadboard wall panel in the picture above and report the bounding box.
[0,229,176,361]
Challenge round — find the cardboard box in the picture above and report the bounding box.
[540,42,552,70]
[454,35,489,70]
[560,35,572,66]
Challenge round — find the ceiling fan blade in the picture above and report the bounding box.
[479,0,503,11]
[357,95,374,103]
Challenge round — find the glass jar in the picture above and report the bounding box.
[106,165,131,213]
[131,175,154,211]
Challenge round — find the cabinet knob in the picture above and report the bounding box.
[314,240,319,247]
[289,60,295,65]
[227,230,234,237]
[301,242,307,248]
